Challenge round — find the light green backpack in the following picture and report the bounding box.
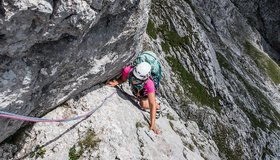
[132,51,162,90]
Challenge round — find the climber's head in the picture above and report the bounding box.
[133,62,151,81]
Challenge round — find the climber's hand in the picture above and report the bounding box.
[150,126,160,135]
[107,80,119,87]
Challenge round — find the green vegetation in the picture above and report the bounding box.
[216,51,235,73]
[213,123,243,160]
[162,28,190,48]
[146,19,157,39]
[242,80,280,131]
[216,50,280,131]
[166,113,175,120]
[69,129,101,160]
[250,131,258,140]
[187,143,195,152]
[30,145,46,159]
[214,49,280,159]
[166,56,221,113]
[69,146,79,160]
[155,21,212,105]
[261,142,274,159]
[158,23,191,50]
[79,130,101,150]
[136,121,144,128]
[244,41,280,84]
[241,107,267,129]
[161,41,170,52]
[146,18,193,52]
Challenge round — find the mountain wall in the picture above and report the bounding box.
[145,0,280,159]
[0,0,150,143]
[1,0,280,159]
[230,0,280,56]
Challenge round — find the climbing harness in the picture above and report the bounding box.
[0,91,116,122]
[128,70,147,98]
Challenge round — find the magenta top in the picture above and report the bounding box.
[122,66,155,94]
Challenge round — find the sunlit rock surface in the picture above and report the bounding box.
[1,0,280,159]
[0,0,150,143]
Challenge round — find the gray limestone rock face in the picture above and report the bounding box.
[0,85,221,160]
[0,0,150,143]
[0,0,280,159]
[230,0,280,56]
[145,0,280,159]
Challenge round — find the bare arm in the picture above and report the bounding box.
[147,92,160,134]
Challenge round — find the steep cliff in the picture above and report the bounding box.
[1,0,280,159]
[230,0,280,57]
[0,0,149,143]
[146,0,280,159]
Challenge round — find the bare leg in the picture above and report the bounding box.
[139,97,149,110]
[139,97,160,110]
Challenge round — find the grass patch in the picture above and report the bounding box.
[30,145,46,159]
[69,146,79,160]
[166,56,221,113]
[136,121,144,128]
[164,30,190,48]
[146,20,194,53]
[213,123,243,160]
[244,41,280,84]
[161,41,170,53]
[68,129,101,160]
[147,10,197,54]
[146,17,192,50]
[216,51,235,73]
[166,113,175,120]
[216,50,280,131]
[241,107,267,129]
[240,76,280,131]
[158,23,191,49]
[146,19,157,39]
[250,131,258,140]
[188,143,195,152]
[203,49,280,157]
[79,129,100,150]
